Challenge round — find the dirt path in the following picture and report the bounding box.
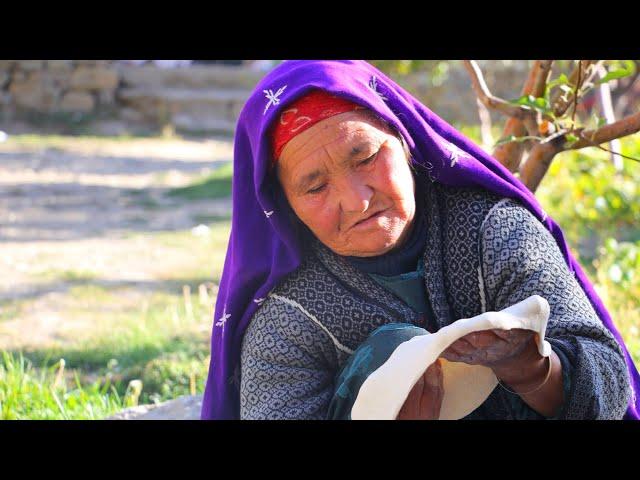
[0,136,233,350]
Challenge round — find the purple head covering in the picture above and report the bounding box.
[201,60,639,420]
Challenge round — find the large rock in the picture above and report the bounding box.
[70,67,119,90]
[107,394,203,420]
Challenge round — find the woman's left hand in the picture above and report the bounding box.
[440,328,541,380]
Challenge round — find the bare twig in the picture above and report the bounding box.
[463,60,533,119]
[475,97,494,151]
[552,60,602,117]
[588,142,640,163]
[570,61,583,127]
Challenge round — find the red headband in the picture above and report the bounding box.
[271,90,363,163]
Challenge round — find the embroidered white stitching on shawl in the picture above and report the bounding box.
[439,139,471,167]
[270,293,355,355]
[368,76,387,101]
[263,85,287,115]
[215,306,231,327]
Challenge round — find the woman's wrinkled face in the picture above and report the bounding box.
[276,110,416,257]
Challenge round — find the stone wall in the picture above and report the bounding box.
[0,60,119,115]
[0,60,533,136]
[0,60,263,136]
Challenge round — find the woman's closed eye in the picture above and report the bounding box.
[307,184,327,195]
[358,152,378,167]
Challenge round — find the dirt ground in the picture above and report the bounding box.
[0,136,233,350]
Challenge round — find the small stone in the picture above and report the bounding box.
[0,71,9,89]
[46,60,73,71]
[9,79,59,111]
[97,88,116,105]
[0,60,16,70]
[17,60,44,71]
[70,67,119,90]
[75,60,111,67]
[119,107,145,123]
[59,91,95,112]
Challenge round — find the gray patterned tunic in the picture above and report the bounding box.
[239,179,632,419]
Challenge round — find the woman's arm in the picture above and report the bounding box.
[478,199,632,419]
[240,297,337,420]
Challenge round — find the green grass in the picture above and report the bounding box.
[0,218,230,419]
[167,162,233,200]
[0,352,126,420]
[1,280,215,419]
[34,268,99,283]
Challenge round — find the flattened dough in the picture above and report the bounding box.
[350,295,552,420]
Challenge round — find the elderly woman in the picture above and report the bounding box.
[201,60,639,420]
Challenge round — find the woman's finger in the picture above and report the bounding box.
[420,359,443,420]
[397,374,424,420]
[466,330,505,349]
[449,338,476,354]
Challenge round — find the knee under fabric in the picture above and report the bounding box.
[327,323,427,420]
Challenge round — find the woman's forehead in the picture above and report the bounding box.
[279,114,387,169]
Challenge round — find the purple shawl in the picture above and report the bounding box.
[201,60,639,420]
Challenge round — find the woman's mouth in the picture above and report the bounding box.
[351,209,388,230]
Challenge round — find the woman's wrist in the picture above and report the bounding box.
[495,355,551,392]
[491,337,548,388]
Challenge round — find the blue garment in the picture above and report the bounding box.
[327,323,428,420]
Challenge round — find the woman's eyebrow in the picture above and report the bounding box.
[297,170,324,192]
[347,141,376,161]
[295,142,376,192]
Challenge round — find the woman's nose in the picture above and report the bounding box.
[339,177,373,213]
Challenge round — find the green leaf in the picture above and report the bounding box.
[597,60,637,84]
[565,133,579,145]
[545,73,571,96]
[507,94,552,115]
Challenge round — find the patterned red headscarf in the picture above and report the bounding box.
[271,89,363,162]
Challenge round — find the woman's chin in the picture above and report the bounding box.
[339,233,404,257]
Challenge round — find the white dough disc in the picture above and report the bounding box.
[350,295,551,420]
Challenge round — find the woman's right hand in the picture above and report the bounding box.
[396,358,443,420]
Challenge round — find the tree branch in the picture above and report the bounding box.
[552,60,602,117]
[463,60,532,119]
[493,61,553,173]
[564,111,640,150]
[531,60,554,97]
[518,141,561,193]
